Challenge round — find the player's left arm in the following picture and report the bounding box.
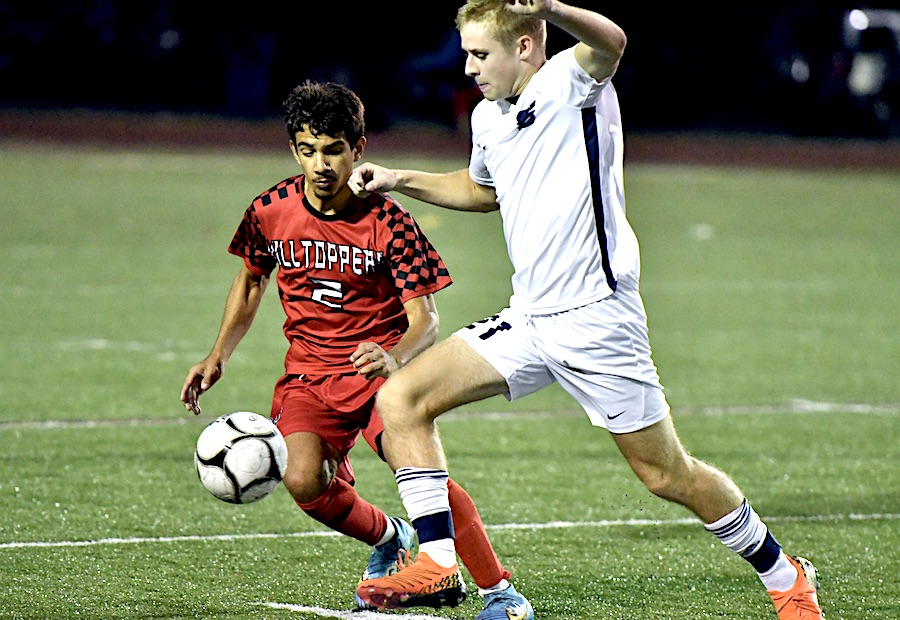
[181,264,269,414]
[350,294,439,380]
[508,0,627,82]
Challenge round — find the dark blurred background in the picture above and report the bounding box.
[2,2,900,139]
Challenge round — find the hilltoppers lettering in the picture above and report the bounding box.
[267,239,384,276]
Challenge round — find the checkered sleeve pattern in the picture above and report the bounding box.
[378,198,452,300]
[226,183,289,276]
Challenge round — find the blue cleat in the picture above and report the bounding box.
[476,583,534,620]
[354,516,417,610]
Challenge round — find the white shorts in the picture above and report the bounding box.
[453,288,670,433]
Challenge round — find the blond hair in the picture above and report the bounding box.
[455,0,547,50]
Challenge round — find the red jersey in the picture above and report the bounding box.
[228,175,452,374]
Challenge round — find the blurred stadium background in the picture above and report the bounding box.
[2,2,900,144]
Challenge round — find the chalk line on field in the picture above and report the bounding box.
[264,602,449,619]
[0,399,896,431]
[1,512,897,550]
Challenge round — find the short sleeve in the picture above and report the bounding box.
[227,204,277,276]
[381,202,452,301]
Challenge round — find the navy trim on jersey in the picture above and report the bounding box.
[581,107,617,292]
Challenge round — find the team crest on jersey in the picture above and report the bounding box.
[516,101,536,130]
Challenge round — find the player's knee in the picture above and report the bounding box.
[375,376,418,427]
[282,464,331,504]
[631,459,689,501]
[637,467,672,498]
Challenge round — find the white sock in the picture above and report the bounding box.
[704,499,767,556]
[419,539,458,568]
[374,515,395,547]
[396,467,450,521]
[478,579,510,597]
[395,468,456,567]
[760,553,799,592]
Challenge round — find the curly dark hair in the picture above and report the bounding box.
[282,80,365,145]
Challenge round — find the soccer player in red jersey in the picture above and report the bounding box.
[180,80,530,614]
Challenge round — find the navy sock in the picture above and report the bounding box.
[745,530,782,573]
[412,511,455,544]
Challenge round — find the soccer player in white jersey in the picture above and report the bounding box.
[349,1,824,619]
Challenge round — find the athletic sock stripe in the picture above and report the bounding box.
[395,468,448,484]
[706,499,751,537]
[396,467,451,523]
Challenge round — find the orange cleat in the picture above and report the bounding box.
[768,556,825,619]
[355,550,467,610]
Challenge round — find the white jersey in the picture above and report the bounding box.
[469,46,641,315]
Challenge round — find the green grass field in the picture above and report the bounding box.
[0,139,897,619]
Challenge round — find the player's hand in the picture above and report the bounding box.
[350,342,399,380]
[348,163,398,197]
[180,359,224,415]
[506,0,553,16]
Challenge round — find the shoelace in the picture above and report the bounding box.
[382,548,411,576]
[395,548,413,569]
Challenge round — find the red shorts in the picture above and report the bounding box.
[269,373,386,484]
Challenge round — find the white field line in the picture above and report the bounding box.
[1,512,897,550]
[264,603,449,620]
[0,417,197,430]
[0,399,897,431]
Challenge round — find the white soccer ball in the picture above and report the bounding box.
[194,411,288,504]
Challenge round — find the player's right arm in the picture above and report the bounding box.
[349,164,498,213]
[180,264,269,415]
[507,0,626,83]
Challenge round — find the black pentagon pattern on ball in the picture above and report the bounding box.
[224,410,277,438]
[195,412,286,504]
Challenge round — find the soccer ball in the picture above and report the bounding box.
[194,411,288,504]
